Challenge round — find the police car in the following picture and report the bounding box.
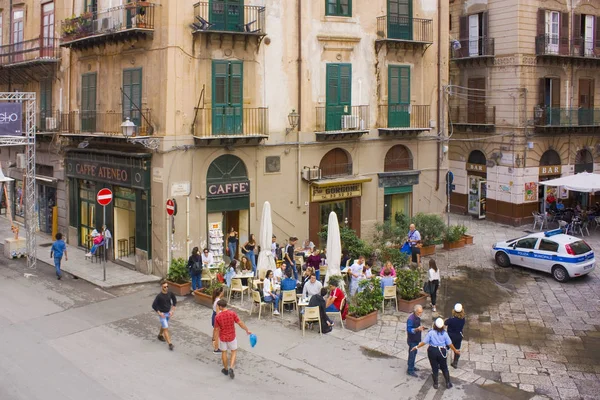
[491,229,595,282]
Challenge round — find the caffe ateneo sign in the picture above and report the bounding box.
[311,183,362,202]
[207,180,250,198]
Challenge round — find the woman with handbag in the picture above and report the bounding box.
[428,259,440,312]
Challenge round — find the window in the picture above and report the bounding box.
[81,73,97,132]
[449,14,452,31]
[123,68,142,129]
[539,239,559,252]
[388,65,410,128]
[212,60,243,135]
[325,63,351,131]
[570,240,592,255]
[326,0,351,17]
[459,12,488,57]
[515,238,538,250]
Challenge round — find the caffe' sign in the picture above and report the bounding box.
[207,181,250,198]
[311,183,362,202]
[539,165,562,176]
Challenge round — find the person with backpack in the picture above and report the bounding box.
[188,247,203,291]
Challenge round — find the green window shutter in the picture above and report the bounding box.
[81,73,96,111]
[399,66,410,104]
[339,64,351,105]
[40,79,52,112]
[123,68,142,126]
[389,66,399,104]
[326,64,339,106]
[384,185,413,195]
[212,61,228,107]
[326,0,351,17]
[229,62,243,106]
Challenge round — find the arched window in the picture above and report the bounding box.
[384,145,413,171]
[319,148,351,178]
[575,149,593,173]
[467,150,486,165]
[207,154,248,183]
[539,149,561,166]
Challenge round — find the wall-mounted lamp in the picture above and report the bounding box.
[534,106,544,120]
[285,109,299,135]
[515,153,523,167]
[121,117,136,137]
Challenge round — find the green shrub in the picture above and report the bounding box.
[319,225,373,260]
[412,213,446,246]
[167,257,190,284]
[378,246,410,269]
[327,275,343,288]
[396,268,423,301]
[373,212,410,247]
[457,224,468,237]
[348,277,384,317]
[443,225,463,243]
[203,279,224,296]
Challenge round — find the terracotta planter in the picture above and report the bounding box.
[345,311,379,332]
[443,238,466,250]
[166,280,191,296]
[462,235,474,245]
[420,244,436,256]
[397,294,429,313]
[193,290,213,308]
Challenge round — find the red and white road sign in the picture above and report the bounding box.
[97,188,113,206]
[166,199,175,216]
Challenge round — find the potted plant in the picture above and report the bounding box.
[345,277,384,332]
[166,257,191,296]
[396,268,428,313]
[442,225,466,250]
[413,213,446,256]
[459,225,474,245]
[193,279,224,308]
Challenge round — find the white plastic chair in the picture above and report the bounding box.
[250,290,273,320]
[280,290,298,316]
[325,298,345,330]
[382,285,398,313]
[302,306,322,336]
[228,278,249,304]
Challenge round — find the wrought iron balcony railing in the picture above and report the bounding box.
[536,35,600,57]
[193,107,268,137]
[534,107,600,127]
[37,110,153,136]
[451,37,495,59]
[0,37,60,66]
[378,105,430,129]
[315,105,369,132]
[376,16,433,43]
[192,2,266,35]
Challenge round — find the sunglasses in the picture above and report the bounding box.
[162,285,168,289]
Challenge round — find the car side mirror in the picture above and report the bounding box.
[512,243,517,249]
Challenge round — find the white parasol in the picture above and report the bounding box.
[257,201,276,273]
[325,212,343,288]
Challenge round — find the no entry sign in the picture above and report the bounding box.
[97,188,113,206]
[166,199,175,216]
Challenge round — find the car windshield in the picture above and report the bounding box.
[569,241,592,255]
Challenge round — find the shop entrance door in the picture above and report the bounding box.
[38,185,56,234]
[114,186,136,264]
[79,180,97,247]
[319,200,349,232]
[224,210,240,259]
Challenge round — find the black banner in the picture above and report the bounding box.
[0,103,22,136]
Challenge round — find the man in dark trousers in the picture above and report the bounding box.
[406,304,425,376]
[284,237,298,280]
[152,281,177,351]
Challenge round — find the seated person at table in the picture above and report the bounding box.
[224,260,237,287]
[280,270,297,311]
[296,267,314,294]
[262,270,280,315]
[201,248,214,267]
[306,249,322,280]
[326,279,348,320]
[302,273,323,299]
[301,239,315,253]
[308,287,333,334]
[340,249,351,269]
[380,261,397,277]
[273,263,284,283]
[239,256,252,273]
[380,268,395,292]
[556,199,565,211]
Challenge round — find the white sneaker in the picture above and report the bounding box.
[85,253,92,257]
[273,310,280,315]
[432,306,436,312]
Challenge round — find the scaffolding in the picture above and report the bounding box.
[0,92,36,269]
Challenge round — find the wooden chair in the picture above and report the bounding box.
[302,306,322,336]
[201,268,214,287]
[280,290,298,316]
[250,290,273,320]
[382,285,398,313]
[325,298,345,330]
[228,278,249,304]
[319,266,328,283]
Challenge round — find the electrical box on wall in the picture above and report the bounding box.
[16,153,26,169]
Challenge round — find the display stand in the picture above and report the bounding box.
[208,222,224,266]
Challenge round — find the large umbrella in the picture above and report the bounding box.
[257,201,276,274]
[325,211,343,288]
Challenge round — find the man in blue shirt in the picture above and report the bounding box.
[50,232,68,280]
[406,304,425,377]
[280,270,297,311]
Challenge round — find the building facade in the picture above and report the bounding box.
[449,0,600,225]
[0,0,449,277]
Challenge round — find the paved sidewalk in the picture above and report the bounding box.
[0,217,160,288]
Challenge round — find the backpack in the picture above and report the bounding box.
[191,260,203,275]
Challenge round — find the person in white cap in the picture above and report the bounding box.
[445,303,466,368]
[411,318,460,389]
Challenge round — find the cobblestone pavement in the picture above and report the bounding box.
[230,214,600,400]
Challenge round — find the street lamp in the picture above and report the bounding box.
[121,117,136,137]
[285,109,299,135]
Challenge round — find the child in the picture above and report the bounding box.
[50,233,68,280]
[86,230,104,258]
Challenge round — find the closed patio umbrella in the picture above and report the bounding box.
[325,211,343,288]
[257,201,276,273]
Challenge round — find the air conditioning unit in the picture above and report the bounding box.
[45,117,57,130]
[94,18,112,32]
[16,153,26,169]
[302,167,321,181]
[341,115,359,130]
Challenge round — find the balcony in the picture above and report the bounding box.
[535,35,600,66]
[60,2,156,51]
[534,107,600,133]
[449,105,496,132]
[377,105,430,137]
[375,16,433,52]
[315,105,370,140]
[38,110,154,137]
[0,37,61,84]
[193,107,268,146]
[191,2,266,48]
[451,37,495,65]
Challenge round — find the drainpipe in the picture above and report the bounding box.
[435,0,442,191]
[8,0,13,91]
[296,0,302,208]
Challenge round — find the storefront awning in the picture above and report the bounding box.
[311,176,372,188]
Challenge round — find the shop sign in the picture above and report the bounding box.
[466,163,487,173]
[0,103,22,136]
[207,180,250,198]
[66,158,150,189]
[311,183,362,202]
[539,165,561,176]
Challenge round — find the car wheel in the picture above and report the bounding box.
[495,251,511,268]
[552,265,569,282]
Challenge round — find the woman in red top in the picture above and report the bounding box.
[325,278,348,320]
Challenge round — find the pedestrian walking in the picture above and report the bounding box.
[406,304,425,377]
[428,259,440,312]
[50,232,68,280]
[211,286,225,354]
[213,299,252,379]
[445,303,466,369]
[407,224,421,267]
[188,247,203,291]
[152,281,177,351]
[284,237,299,280]
[241,233,257,275]
[411,318,460,389]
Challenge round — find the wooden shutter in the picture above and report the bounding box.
[537,9,546,36]
[591,79,595,108]
[538,78,545,107]
[389,66,399,105]
[339,64,351,106]
[596,16,600,56]
[123,68,142,124]
[559,12,569,55]
[81,73,96,111]
[573,14,582,56]
[229,62,243,106]
[459,15,468,56]
[551,78,560,107]
[482,11,488,38]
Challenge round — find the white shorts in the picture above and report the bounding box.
[219,338,238,351]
